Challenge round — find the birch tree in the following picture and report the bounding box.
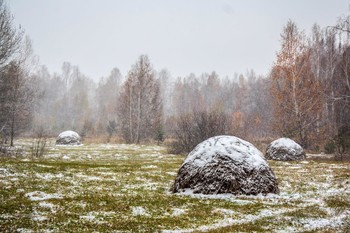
[0,0,23,70]
[118,55,162,143]
[270,20,323,148]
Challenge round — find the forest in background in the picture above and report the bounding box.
[0,0,349,155]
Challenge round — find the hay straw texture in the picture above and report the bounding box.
[172,136,279,195]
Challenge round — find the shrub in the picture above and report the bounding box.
[169,110,231,154]
[324,139,335,154]
[155,126,165,145]
[31,137,47,158]
[334,125,350,160]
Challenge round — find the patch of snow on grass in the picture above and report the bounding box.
[0,168,12,176]
[39,202,57,212]
[124,182,159,190]
[36,173,64,180]
[16,228,33,233]
[32,215,47,222]
[330,165,349,169]
[213,208,236,215]
[79,214,96,221]
[238,192,303,201]
[0,214,14,219]
[76,201,87,209]
[178,189,233,200]
[46,153,60,159]
[30,208,48,222]
[36,164,54,168]
[25,191,63,201]
[231,198,256,205]
[97,171,116,176]
[139,153,161,158]
[162,230,183,233]
[79,212,111,224]
[0,168,25,178]
[41,230,54,233]
[301,210,350,230]
[166,172,177,176]
[132,206,150,216]
[289,165,303,169]
[163,207,299,233]
[275,226,298,233]
[75,173,102,181]
[171,208,186,216]
[142,165,158,169]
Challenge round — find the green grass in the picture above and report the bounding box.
[325,195,350,210]
[0,139,349,232]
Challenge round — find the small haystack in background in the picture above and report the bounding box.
[265,138,305,161]
[56,131,81,145]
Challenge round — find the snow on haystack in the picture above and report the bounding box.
[172,135,279,195]
[265,138,305,161]
[56,130,81,145]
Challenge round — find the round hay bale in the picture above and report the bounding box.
[265,138,305,161]
[56,131,81,145]
[172,135,279,195]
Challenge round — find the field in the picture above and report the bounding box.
[0,139,349,233]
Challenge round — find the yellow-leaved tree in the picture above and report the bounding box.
[270,20,323,148]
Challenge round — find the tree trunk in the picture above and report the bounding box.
[136,90,141,144]
[129,85,133,143]
[292,74,299,117]
[10,110,15,147]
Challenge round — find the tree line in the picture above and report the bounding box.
[0,1,349,155]
[271,17,350,153]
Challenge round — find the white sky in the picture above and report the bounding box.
[8,0,350,80]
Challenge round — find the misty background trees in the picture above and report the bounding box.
[1,0,349,156]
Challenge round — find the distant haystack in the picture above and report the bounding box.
[56,131,81,145]
[265,138,305,161]
[172,135,279,195]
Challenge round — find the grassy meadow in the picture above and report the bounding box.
[0,139,349,232]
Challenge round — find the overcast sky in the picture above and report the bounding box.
[8,0,350,80]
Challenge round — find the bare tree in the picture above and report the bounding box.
[158,69,172,117]
[0,61,34,146]
[96,67,122,135]
[170,110,231,154]
[0,1,30,146]
[0,0,24,70]
[328,13,350,34]
[118,55,162,143]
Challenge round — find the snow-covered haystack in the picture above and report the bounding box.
[265,138,305,161]
[56,131,81,145]
[172,136,279,195]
